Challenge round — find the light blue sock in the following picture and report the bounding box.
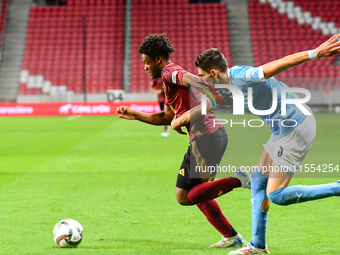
[250,169,269,248]
[267,181,340,206]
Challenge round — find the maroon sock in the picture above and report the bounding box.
[187,178,241,205]
[197,199,237,238]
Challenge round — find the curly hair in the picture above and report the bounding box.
[195,48,228,73]
[138,34,176,59]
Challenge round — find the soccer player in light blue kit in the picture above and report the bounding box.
[171,34,340,253]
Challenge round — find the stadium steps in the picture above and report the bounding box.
[223,0,254,66]
[122,0,132,92]
[0,0,31,102]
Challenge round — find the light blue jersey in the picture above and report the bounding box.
[214,66,311,139]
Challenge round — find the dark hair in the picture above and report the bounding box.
[138,34,176,60]
[195,48,228,73]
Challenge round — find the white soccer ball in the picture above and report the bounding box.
[53,219,83,248]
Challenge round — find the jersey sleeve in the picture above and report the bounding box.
[230,65,266,87]
[161,65,187,87]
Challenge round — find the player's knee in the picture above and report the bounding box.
[261,198,270,212]
[251,170,268,189]
[267,189,286,206]
[176,195,185,205]
[176,192,190,205]
[176,196,189,205]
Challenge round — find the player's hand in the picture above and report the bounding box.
[116,106,137,120]
[316,34,340,58]
[171,117,188,135]
[173,126,187,135]
[171,117,180,130]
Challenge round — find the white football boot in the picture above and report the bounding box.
[208,233,247,248]
[228,243,270,254]
[231,167,251,189]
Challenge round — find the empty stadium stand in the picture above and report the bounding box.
[19,0,339,97]
[67,0,121,6]
[20,0,232,96]
[249,0,340,90]
[130,0,232,92]
[20,0,124,95]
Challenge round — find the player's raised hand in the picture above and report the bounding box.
[116,106,137,120]
[316,34,340,58]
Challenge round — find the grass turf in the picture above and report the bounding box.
[0,113,339,254]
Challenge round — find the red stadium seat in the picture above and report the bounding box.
[20,3,124,95]
[290,0,340,27]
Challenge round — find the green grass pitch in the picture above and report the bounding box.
[0,113,339,254]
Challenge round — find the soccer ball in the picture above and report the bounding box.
[53,219,83,248]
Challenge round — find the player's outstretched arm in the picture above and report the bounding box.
[181,72,200,87]
[116,105,173,125]
[181,72,227,107]
[263,34,340,79]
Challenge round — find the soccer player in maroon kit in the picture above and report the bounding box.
[117,34,250,248]
[149,78,170,137]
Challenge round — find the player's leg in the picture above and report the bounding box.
[175,135,241,206]
[186,127,248,205]
[251,150,271,250]
[175,187,189,205]
[176,179,242,205]
[229,149,272,255]
[267,164,340,205]
[231,114,339,254]
[175,144,201,206]
[266,115,340,205]
[175,187,241,242]
[199,200,245,248]
[176,129,246,247]
[193,127,247,247]
[231,114,318,254]
[176,171,241,245]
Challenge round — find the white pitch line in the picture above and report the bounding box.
[67,115,83,121]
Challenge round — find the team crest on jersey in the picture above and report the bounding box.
[277,146,283,157]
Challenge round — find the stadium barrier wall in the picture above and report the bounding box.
[0,101,161,117]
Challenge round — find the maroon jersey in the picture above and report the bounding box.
[150,78,165,103]
[161,61,221,141]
